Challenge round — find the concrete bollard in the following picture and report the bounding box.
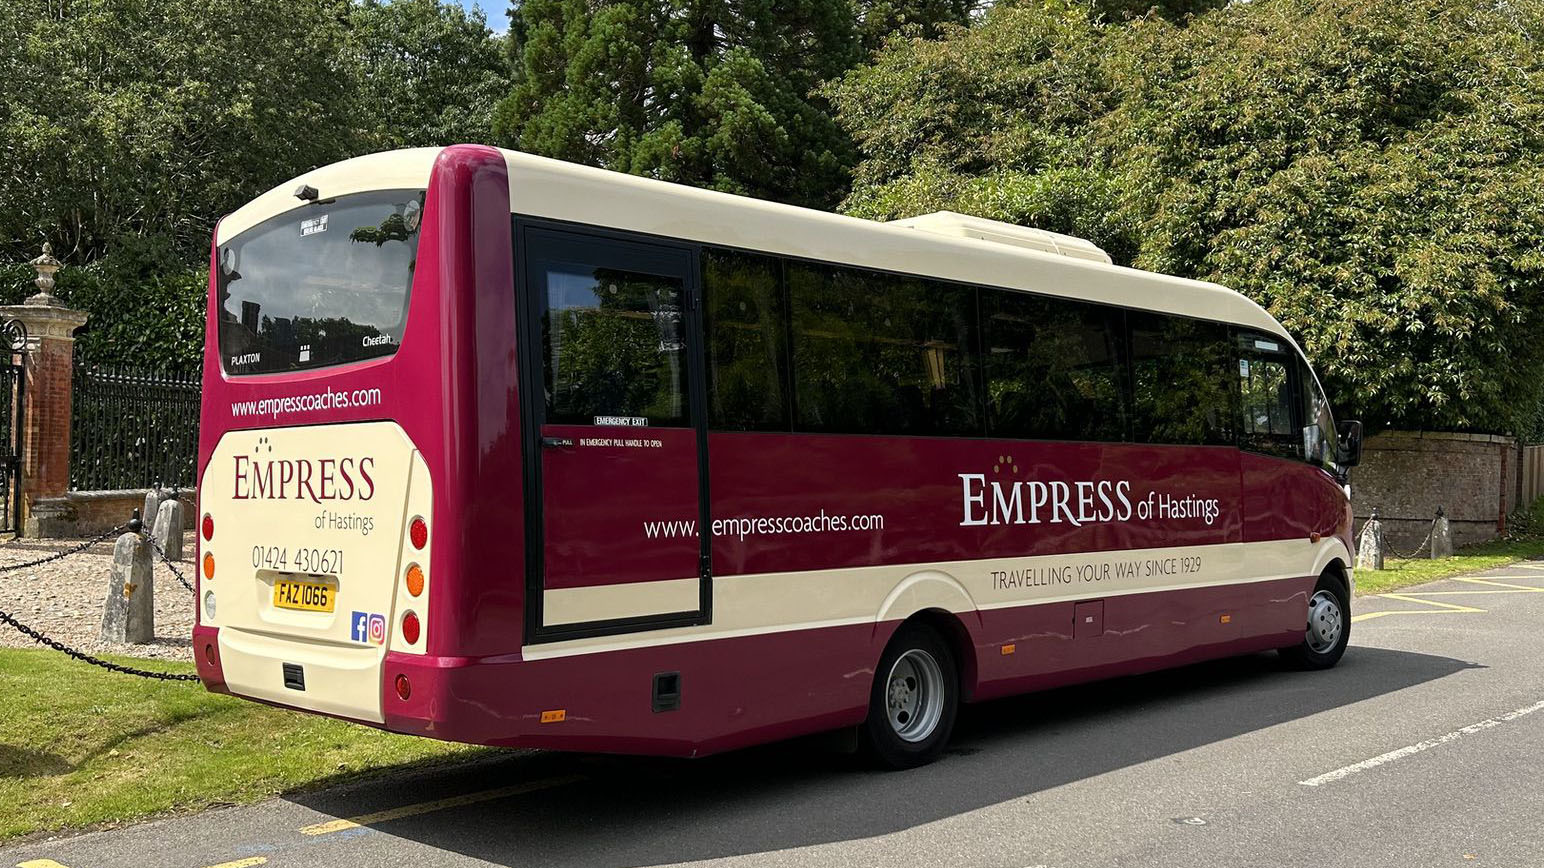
[1357,513,1385,570]
[153,497,185,561]
[101,530,154,644]
[1431,506,1453,558]
[142,488,164,532]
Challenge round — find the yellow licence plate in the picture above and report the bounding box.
[273,578,334,613]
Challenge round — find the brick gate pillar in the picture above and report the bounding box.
[1,244,89,536]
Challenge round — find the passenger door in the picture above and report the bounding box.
[517,225,710,641]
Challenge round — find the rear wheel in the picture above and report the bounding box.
[860,623,958,769]
[1279,571,1350,670]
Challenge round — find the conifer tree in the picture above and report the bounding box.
[495,0,864,207]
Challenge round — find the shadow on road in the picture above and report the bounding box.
[285,646,1476,867]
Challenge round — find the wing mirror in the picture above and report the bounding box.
[1336,420,1363,468]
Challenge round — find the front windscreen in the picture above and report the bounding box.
[216,189,425,375]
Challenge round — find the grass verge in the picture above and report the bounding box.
[1354,537,1544,596]
[0,648,486,842]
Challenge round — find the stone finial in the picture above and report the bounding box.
[27,243,63,307]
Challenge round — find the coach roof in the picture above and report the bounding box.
[218,146,1294,344]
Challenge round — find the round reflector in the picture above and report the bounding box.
[395,674,412,701]
[409,516,428,549]
[204,643,217,666]
[202,553,215,580]
[402,610,421,645]
[405,563,424,597]
[201,513,214,541]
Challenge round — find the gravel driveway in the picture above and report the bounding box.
[0,535,195,662]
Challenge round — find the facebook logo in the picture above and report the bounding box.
[350,611,385,645]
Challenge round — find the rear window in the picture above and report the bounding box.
[216,189,425,375]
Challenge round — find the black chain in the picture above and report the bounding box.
[0,520,201,681]
[0,605,200,681]
[0,523,126,573]
[145,534,196,592]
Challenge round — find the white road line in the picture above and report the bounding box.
[1299,699,1544,787]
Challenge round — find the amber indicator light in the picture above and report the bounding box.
[540,709,566,724]
[202,553,215,580]
[405,563,425,597]
[1000,644,1016,656]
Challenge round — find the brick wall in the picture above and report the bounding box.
[30,489,199,538]
[1350,431,1517,551]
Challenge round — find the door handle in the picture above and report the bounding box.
[541,436,575,449]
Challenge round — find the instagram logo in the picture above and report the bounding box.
[351,611,388,646]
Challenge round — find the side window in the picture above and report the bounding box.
[703,248,790,430]
[534,257,688,427]
[1298,355,1337,471]
[1128,313,1236,445]
[981,290,1125,442]
[1237,333,1300,459]
[788,263,980,436]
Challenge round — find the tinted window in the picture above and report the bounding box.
[217,189,424,375]
[536,260,688,427]
[789,264,980,436]
[1298,356,1336,470]
[703,249,790,430]
[981,290,1125,442]
[1237,333,1300,459]
[1128,313,1236,445]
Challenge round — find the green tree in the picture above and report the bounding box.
[0,0,369,265]
[0,0,376,369]
[854,0,980,51]
[351,0,511,148]
[828,0,1544,432]
[495,0,862,208]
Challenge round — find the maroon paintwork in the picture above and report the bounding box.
[194,145,1355,756]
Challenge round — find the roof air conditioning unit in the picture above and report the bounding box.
[887,211,1112,265]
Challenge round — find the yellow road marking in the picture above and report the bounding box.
[205,859,267,868]
[16,860,72,868]
[299,774,585,836]
[1452,577,1544,591]
[1411,589,1544,596]
[1351,593,1485,622]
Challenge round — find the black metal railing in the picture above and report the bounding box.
[70,366,199,491]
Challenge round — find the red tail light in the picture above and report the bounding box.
[202,513,214,541]
[409,516,427,549]
[401,610,421,645]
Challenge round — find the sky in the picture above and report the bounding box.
[456,0,508,33]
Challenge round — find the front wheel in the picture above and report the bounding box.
[1279,571,1350,670]
[860,623,959,769]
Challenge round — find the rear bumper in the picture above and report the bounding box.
[194,624,386,723]
[195,624,877,757]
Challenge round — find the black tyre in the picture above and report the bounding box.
[860,622,959,769]
[1279,571,1350,670]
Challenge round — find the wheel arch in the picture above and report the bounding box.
[1319,557,1351,603]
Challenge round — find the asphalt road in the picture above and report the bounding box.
[9,563,1544,868]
